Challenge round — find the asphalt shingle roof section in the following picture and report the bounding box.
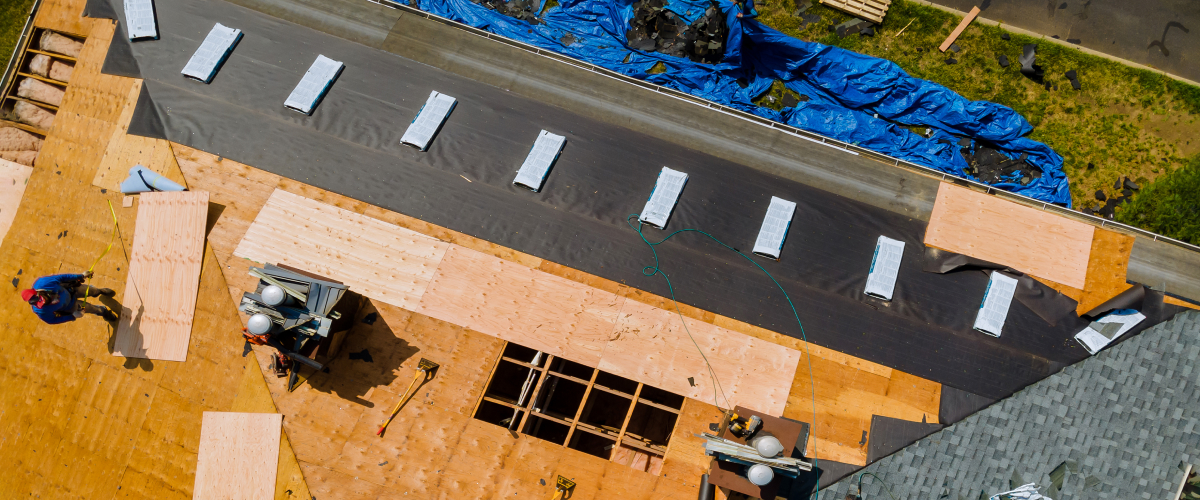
[820,310,1200,500]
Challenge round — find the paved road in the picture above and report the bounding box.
[925,0,1200,83]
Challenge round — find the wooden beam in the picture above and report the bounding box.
[516,354,553,432]
[471,341,508,418]
[563,367,599,447]
[0,118,47,136]
[939,6,980,52]
[17,71,68,88]
[610,383,643,461]
[25,48,77,62]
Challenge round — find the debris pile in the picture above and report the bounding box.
[958,142,1042,185]
[1082,175,1140,218]
[474,0,542,23]
[626,0,727,64]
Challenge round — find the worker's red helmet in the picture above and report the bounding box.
[21,289,46,307]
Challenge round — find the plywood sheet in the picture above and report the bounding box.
[601,300,801,416]
[416,245,623,365]
[112,190,209,361]
[194,412,283,500]
[234,189,449,310]
[925,183,1093,288]
[1077,228,1135,314]
[0,158,33,244]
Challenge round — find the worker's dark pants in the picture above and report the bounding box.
[72,285,108,317]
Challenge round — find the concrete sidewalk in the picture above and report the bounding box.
[922,0,1199,83]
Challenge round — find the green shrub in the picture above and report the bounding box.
[1116,156,1200,244]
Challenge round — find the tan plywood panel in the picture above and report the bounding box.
[0,158,33,244]
[924,183,1093,288]
[416,245,624,365]
[233,189,449,310]
[194,412,283,500]
[113,190,209,361]
[602,300,801,416]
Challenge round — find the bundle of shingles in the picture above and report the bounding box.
[1082,175,1140,219]
[626,0,726,64]
[474,0,542,23]
[955,141,1043,185]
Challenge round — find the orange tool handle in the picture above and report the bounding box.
[376,369,424,436]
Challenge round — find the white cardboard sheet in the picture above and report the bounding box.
[639,167,688,229]
[401,91,457,151]
[513,130,566,191]
[974,272,1018,337]
[864,236,905,301]
[752,197,796,259]
[1074,311,1146,354]
[124,0,158,40]
[181,24,242,83]
[284,55,344,115]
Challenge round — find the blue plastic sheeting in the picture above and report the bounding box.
[410,0,1072,205]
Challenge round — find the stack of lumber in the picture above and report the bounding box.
[820,0,891,24]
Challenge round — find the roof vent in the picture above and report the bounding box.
[639,167,688,229]
[513,130,566,192]
[181,23,242,84]
[401,91,457,151]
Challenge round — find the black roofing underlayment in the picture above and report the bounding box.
[94,0,1187,413]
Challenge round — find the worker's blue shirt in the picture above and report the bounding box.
[29,273,84,324]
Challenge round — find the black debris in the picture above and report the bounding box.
[100,189,107,194]
[949,43,961,53]
[735,78,748,88]
[1052,35,1061,39]
[1067,38,1081,44]
[1124,178,1140,190]
[781,93,800,107]
[242,341,253,357]
[475,0,543,23]
[960,143,1042,184]
[349,349,374,363]
[800,13,822,28]
[860,26,875,37]
[1113,178,1122,190]
[560,32,576,46]
[916,47,924,52]
[1045,81,1053,90]
[1053,83,1059,91]
[1065,69,1081,91]
[1019,44,1043,79]
[798,94,810,102]
[709,423,720,431]
[958,137,972,147]
[793,0,811,14]
[1081,206,1094,216]
[946,58,958,64]
[1087,162,1095,170]
[997,54,1010,67]
[362,312,378,324]
[1122,188,1133,198]
[540,479,547,486]
[833,18,872,38]
[16,269,21,275]
[1001,33,1010,41]
[626,0,727,64]
[688,376,696,386]
[11,277,18,288]
[1094,190,1106,201]
[1058,2,1067,8]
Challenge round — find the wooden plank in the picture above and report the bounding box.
[600,300,801,416]
[26,48,78,62]
[0,118,48,136]
[6,94,60,111]
[416,245,624,365]
[194,412,283,500]
[112,190,209,361]
[0,158,33,244]
[234,188,449,310]
[924,183,1093,288]
[1076,228,1135,314]
[939,6,980,52]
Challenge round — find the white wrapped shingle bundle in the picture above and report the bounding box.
[181,23,242,84]
[639,167,688,229]
[284,55,344,115]
[512,130,566,192]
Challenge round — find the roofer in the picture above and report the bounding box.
[21,271,119,324]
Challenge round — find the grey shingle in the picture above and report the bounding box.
[819,311,1200,500]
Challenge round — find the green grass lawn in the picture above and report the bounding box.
[0,0,37,77]
[752,0,1200,212]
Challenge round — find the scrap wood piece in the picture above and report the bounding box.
[112,190,209,361]
[924,183,1093,288]
[939,6,980,52]
[233,189,449,310]
[820,0,890,25]
[1075,229,1134,315]
[0,158,34,243]
[194,412,283,500]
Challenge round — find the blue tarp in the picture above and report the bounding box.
[412,0,1072,205]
